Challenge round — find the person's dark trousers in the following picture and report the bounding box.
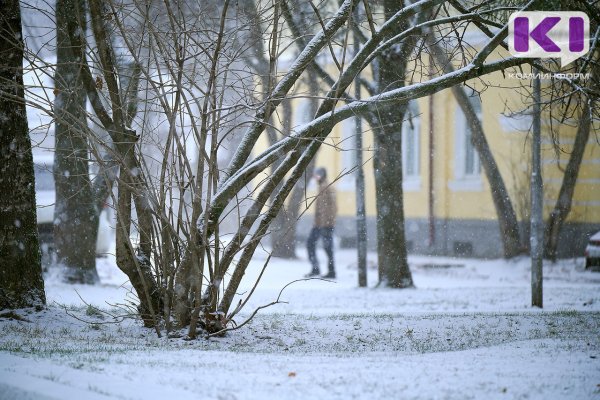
[307,226,335,274]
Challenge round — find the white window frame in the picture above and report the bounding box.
[402,101,421,192]
[293,99,312,128]
[338,118,357,190]
[449,92,483,192]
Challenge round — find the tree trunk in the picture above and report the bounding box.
[112,139,161,328]
[353,6,367,288]
[452,86,522,258]
[54,0,99,283]
[541,43,599,261]
[84,0,160,328]
[373,0,414,288]
[544,101,592,260]
[428,38,522,258]
[373,117,414,288]
[0,0,46,309]
[531,70,543,308]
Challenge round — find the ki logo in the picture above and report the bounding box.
[509,12,590,67]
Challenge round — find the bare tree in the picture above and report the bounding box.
[371,0,424,288]
[0,0,46,309]
[53,0,100,283]
[22,0,533,334]
[427,37,522,258]
[544,55,599,260]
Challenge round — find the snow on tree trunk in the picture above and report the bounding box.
[0,0,46,309]
[53,0,99,284]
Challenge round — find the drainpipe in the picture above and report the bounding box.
[428,55,435,248]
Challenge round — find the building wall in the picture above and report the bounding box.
[274,65,600,259]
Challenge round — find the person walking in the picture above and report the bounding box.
[306,167,337,279]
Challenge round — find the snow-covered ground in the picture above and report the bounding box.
[1,248,599,399]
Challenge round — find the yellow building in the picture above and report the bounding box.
[297,67,600,258]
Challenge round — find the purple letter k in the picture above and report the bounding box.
[514,17,561,52]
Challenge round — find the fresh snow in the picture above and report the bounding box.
[1,248,599,399]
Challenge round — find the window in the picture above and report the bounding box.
[449,89,483,191]
[293,99,312,128]
[34,163,54,191]
[464,95,481,176]
[338,117,358,189]
[402,100,420,191]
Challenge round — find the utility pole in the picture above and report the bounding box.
[428,53,435,248]
[354,5,367,287]
[531,68,543,308]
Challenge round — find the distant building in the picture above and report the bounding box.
[290,68,599,259]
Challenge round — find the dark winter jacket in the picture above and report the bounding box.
[314,181,337,228]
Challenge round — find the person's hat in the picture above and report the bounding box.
[314,167,327,180]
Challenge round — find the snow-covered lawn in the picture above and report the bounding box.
[1,249,599,399]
